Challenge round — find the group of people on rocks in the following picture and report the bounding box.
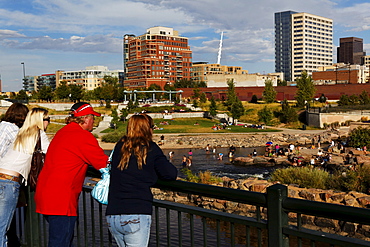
[0,102,177,247]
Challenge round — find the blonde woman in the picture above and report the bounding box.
[0,108,50,245]
[106,114,177,247]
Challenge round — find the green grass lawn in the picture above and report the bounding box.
[102,117,281,134]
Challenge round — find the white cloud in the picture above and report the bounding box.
[1,34,122,53]
[0,30,26,39]
[333,3,370,32]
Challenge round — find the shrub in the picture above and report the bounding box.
[269,167,330,189]
[101,131,123,143]
[347,127,370,148]
[181,168,199,183]
[329,166,370,193]
[199,171,222,185]
[181,169,222,185]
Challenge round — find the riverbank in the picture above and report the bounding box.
[98,127,347,150]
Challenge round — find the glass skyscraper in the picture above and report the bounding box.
[275,11,333,82]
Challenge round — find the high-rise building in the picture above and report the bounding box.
[123,26,192,89]
[337,37,366,65]
[275,11,333,82]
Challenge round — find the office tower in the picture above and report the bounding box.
[123,26,192,89]
[275,11,333,82]
[337,37,366,65]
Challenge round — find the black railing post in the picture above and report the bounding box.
[24,188,42,247]
[267,184,289,247]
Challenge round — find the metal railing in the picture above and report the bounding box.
[15,180,370,246]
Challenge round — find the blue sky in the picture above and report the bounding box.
[1,0,370,91]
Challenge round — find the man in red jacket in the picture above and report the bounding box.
[35,102,108,247]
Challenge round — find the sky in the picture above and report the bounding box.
[1,0,370,92]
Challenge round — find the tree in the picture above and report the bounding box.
[337,94,350,106]
[209,96,217,117]
[349,94,360,105]
[55,81,70,101]
[69,84,84,103]
[262,79,277,103]
[126,99,136,111]
[174,79,206,88]
[277,79,287,86]
[250,95,258,103]
[110,108,119,129]
[225,79,238,109]
[279,100,298,123]
[100,76,118,108]
[199,92,207,103]
[38,86,54,102]
[120,107,129,122]
[258,106,273,125]
[15,90,29,101]
[192,88,200,99]
[225,79,244,123]
[359,90,370,105]
[229,100,244,123]
[192,99,199,108]
[295,71,316,107]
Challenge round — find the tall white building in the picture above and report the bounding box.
[275,11,333,82]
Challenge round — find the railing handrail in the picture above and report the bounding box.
[284,197,370,225]
[155,180,370,227]
[155,179,267,206]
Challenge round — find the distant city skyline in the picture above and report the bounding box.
[0,0,370,91]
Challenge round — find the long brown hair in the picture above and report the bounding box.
[118,114,153,170]
[1,103,29,128]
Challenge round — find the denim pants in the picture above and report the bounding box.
[44,215,77,247]
[0,179,20,247]
[106,214,151,247]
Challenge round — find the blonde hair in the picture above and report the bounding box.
[118,114,153,170]
[13,108,48,154]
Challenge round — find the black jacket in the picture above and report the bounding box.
[106,141,177,215]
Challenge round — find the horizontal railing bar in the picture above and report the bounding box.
[154,180,267,207]
[153,199,267,229]
[283,226,370,247]
[283,197,370,225]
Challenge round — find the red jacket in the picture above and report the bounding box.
[35,122,108,216]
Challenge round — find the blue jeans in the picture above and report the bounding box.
[106,214,151,247]
[0,179,20,247]
[44,215,77,247]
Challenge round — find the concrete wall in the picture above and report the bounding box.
[308,110,370,128]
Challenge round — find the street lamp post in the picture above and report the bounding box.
[21,62,26,90]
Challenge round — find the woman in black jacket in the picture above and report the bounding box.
[106,114,177,247]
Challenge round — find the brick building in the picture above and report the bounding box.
[312,64,369,84]
[123,27,192,89]
[179,84,370,102]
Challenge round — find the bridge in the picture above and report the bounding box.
[14,180,370,246]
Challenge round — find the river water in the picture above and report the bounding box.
[162,146,278,180]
